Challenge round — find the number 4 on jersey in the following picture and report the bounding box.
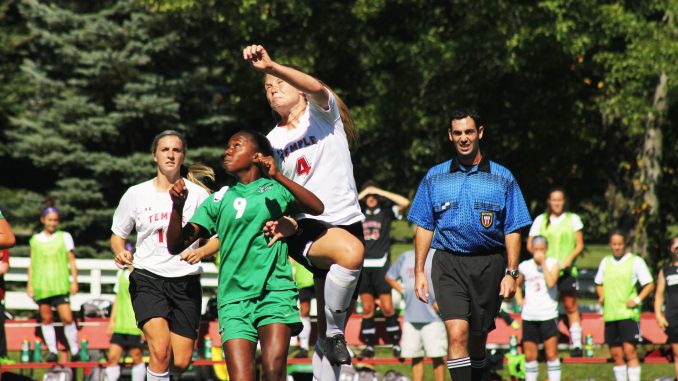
[296,156,312,176]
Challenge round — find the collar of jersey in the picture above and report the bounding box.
[449,156,491,173]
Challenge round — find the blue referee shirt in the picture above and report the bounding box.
[408,157,532,254]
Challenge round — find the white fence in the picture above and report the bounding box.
[5,257,219,312]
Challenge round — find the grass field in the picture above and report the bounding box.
[358,347,676,381]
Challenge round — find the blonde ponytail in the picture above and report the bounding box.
[185,163,215,193]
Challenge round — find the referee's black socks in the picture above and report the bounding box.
[470,357,487,381]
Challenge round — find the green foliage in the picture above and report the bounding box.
[0,0,677,258]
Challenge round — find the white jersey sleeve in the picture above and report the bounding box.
[594,258,606,285]
[62,232,75,252]
[111,188,137,239]
[634,256,653,286]
[528,214,544,237]
[571,213,584,231]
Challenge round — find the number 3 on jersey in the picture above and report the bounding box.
[296,156,312,176]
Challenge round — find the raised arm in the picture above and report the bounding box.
[243,44,329,108]
[358,185,411,214]
[167,179,209,255]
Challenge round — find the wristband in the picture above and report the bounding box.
[633,296,642,305]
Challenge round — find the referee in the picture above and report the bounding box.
[408,108,532,381]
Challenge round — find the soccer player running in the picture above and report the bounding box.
[111,130,215,381]
[27,205,80,362]
[595,229,654,381]
[515,236,561,381]
[167,130,324,381]
[243,44,365,379]
[654,236,678,380]
[409,109,532,381]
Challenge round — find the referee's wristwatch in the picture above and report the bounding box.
[505,268,520,280]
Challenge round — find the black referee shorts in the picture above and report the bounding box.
[432,250,506,336]
[129,269,202,340]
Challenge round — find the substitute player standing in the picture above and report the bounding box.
[515,236,561,381]
[357,181,410,358]
[409,108,532,381]
[595,230,654,381]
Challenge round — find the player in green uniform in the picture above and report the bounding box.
[166,130,324,381]
[105,243,146,381]
[27,206,80,362]
[595,230,654,381]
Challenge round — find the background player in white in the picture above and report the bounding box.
[244,44,364,379]
[111,130,215,381]
[515,236,561,381]
[527,188,585,355]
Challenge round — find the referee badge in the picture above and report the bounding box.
[481,212,493,228]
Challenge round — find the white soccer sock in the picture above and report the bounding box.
[312,341,324,381]
[525,360,538,381]
[320,353,341,380]
[299,316,311,350]
[324,264,360,337]
[570,322,582,348]
[613,365,628,381]
[63,322,79,355]
[105,365,121,381]
[41,323,58,354]
[627,366,641,381]
[147,368,170,381]
[547,359,561,381]
[131,362,147,381]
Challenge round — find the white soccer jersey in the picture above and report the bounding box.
[111,178,209,277]
[519,258,559,321]
[267,91,363,226]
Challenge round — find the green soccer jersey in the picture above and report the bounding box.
[113,269,141,335]
[602,254,641,322]
[190,178,297,306]
[29,231,71,300]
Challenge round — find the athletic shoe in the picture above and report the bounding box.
[294,348,309,358]
[359,346,375,359]
[45,352,58,362]
[392,344,402,358]
[325,334,351,365]
[570,347,583,357]
[0,356,16,365]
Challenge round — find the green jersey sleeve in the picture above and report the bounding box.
[190,188,227,236]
